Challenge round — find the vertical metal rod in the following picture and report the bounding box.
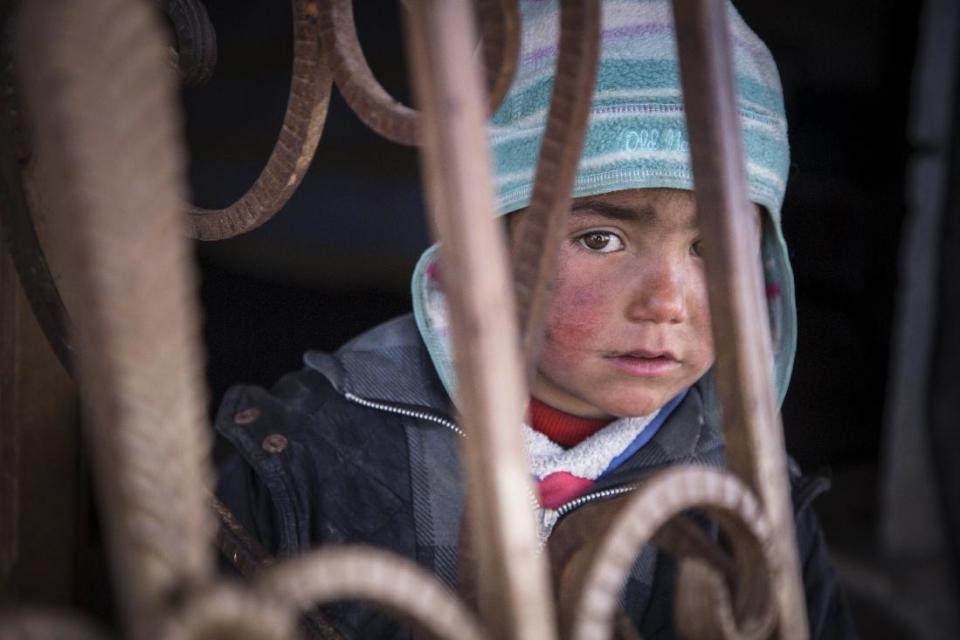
[402,1,557,638]
[510,0,600,379]
[17,0,216,636]
[671,0,808,637]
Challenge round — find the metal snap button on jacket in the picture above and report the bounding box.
[261,434,288,454]
[233,408,261,424]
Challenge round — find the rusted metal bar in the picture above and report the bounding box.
[476,0,521,117]
[212,498,344,639]
[186,0,332,241]
[318,0,418,145]
[671,0,808,636]
[17,0,216,637]
[319,0,519,147]
[0,75,76,374]
[253,547,489,640]
[509,0,600,379]
[565,467,777,640]
[212,496,273,579]
[401,1,556,638]
[0,165,75,375]
[159,0,218,88]
[6,37,268,601]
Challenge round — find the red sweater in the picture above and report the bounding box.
[528,397,611,447]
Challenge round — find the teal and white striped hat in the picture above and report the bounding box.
[413,0,796,407]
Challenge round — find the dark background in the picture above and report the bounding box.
[180,1,958,637]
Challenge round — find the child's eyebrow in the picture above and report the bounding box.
[569,201,656,223]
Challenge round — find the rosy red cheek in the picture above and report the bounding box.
[543,282,609,348]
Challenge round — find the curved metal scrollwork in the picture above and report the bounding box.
[186,0,333,241]
[160,0,218,88]
[0,14,76,373]
[475,0,520,118]
[255,548,489,640]
[0,139,76,373]
[559,468,777,640]
[2,0,809,638]
[159,583,295,640]
[317,0,519,146]
[159,548,490,640]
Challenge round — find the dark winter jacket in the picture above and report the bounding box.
[215,314,856,638]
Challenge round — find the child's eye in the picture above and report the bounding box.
[577,231,624,253]
[690,240,704,257]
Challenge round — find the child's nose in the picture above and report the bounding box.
[625,258,687,324]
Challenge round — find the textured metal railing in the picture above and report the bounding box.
[0,0,806,638]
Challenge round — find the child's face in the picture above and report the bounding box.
[512,188,737,419]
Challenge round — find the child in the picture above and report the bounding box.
[216,1,855,637]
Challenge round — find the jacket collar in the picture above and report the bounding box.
[303,313,453,414]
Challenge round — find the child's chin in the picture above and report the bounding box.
[600,394,668,419]
[598,376,698,418]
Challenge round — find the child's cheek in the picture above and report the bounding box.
[543,277,610,350]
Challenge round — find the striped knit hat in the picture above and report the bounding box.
[413,0,796,407]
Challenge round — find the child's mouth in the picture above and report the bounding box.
[607,351,680,377]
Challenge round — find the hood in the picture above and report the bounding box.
[411,0,796,409]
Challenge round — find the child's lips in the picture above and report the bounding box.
[606,350,681,377]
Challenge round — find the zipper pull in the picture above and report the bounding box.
[538,507,559,546]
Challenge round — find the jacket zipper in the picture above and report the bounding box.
[529,485,638,543]
[345,391,634,522]
[556,484,637,518]
[345,392,545,512]
[344,391,466,438]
